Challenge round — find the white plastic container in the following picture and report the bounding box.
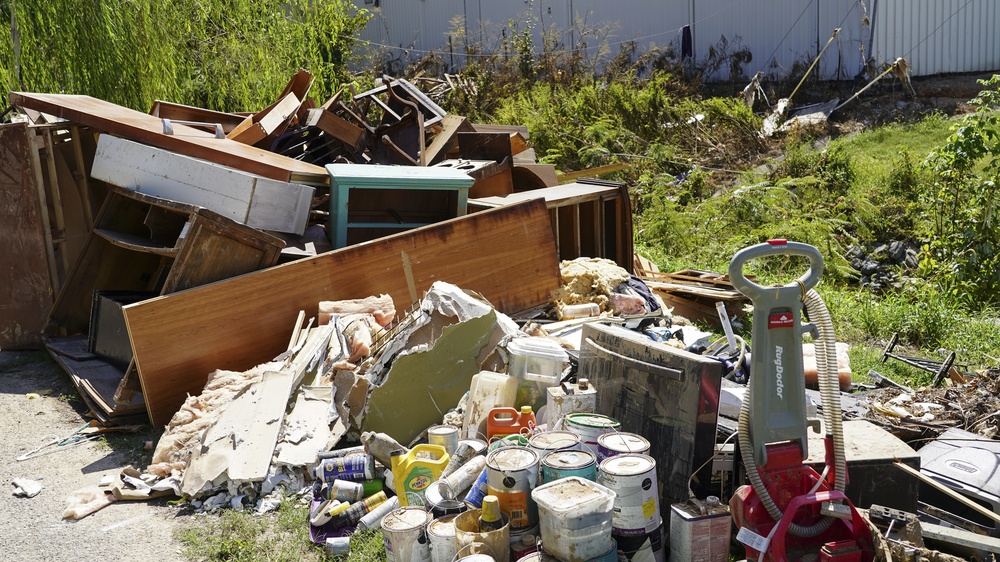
[531,476,615,562]
[506,337,569,412]
[464,371,519,439]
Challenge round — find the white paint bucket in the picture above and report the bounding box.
[531,476,615,562]
[596,432,650,462]
[486,447,540,532]
[528,431,581,456]
[427,514,459,562]
[598,453,660,536]
[381,506,432,562]
[564,413,620,454]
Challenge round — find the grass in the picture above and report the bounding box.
[175,500,388,562]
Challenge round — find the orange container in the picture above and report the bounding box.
[487,406,537,440]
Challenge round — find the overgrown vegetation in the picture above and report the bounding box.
[0,0,370,111]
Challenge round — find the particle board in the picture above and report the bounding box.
[8,92,328,185]
[0,123,52,349]
[124,199,560,427]
[91,134,313,234]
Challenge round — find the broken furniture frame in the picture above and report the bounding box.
[880,332,965,386]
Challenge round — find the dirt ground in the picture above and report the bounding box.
[0,351,185,562]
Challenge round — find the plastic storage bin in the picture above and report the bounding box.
[506,337,569,412]
[531,476,615,562]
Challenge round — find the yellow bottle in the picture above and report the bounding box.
[390,443,450,507]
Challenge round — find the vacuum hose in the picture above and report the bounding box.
[736,288,846,537]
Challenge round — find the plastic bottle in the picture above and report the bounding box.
[486,406,537,439]
[361,431,408,468]
[390,443,450,507]
[479,495,504,532]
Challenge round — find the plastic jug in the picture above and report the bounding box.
[463,370,519,440]
[487,406,537,440]
[390,443,450,507]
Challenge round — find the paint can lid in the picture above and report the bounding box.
[487,447,539,471]
[542,450,595,470]
[381,506,430,531]
[599,453,656,476]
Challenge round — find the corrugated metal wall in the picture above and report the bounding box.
[351,0,1000,79]
[873,0,1000,76]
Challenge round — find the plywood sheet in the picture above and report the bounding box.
[0,123,51,349]
[8,93,328,185]
[91,134,313,234]
[124,199,559,427]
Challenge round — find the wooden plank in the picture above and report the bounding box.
[8,92,328,185]
[423,114,466,164]
[0,123,53,349]
[921,520,1000,554]
[91,134,313,234]
[124,200,560,427]
[304,108,364,151]
[148,100,248,134]
[895,462,1000,525]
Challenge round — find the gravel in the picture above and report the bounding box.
[0,351,185,561]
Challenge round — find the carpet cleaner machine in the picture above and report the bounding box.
[727,240,874,562]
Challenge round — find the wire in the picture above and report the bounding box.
[902,0,975,59]
[688,429,739,500]
[757,0,816,76]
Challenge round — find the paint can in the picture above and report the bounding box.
[322,479,383,503]
[428,425,461,457]
[424,481,469,518]
[614,520,665,562]
[668,497,730,562]
[489,433,530,452]
[540,450,598,484]
[464,466,490,508]
[324,536,351,556]
[597,432,650,463]
[564,414,620,454]
[441,441,480,479]
[314,454,376,482]
[459,438,489,455]
[458,555,497,562]
[381,506,432,562]
[509,525,539,561]
[427,514,459,562]
[514,551,560,562]
[598,454,660,536]
[528,430,581,457]
[486,447,539,532]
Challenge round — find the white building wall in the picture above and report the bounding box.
[349,0,1000,80]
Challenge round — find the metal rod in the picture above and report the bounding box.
[788,28,841,103]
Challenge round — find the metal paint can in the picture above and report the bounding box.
[540,449,598,484]
[486,447,540,532]
[615,520,666,562]
[427,514,459,562]
[598,453,660,536]
[489,433,529,452]
[428,425,461,456]
[381,506,432,562]
[314,454,376,482]
[459,438,489,455]
[564,414,621,454]
[324,536,351,556]
[425,481,469,518]
[463,466,490,508]
[528,431,581,456]
[597,432,650,463]
[322,478,383,503]
[357,495,399,531]
[509,525,539,561]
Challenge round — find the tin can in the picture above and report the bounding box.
[486,447,540,532]
[564,414,620,455]
[489,433,529,452]
[382,506,432,562]
[598,453,660,536]
[509,525,539,560]
[428,425,461,456]
[458,438,489,455]
[441,442,479,479]
[324,536,351,556]
[597,432,650,462]
[358,495,399,531]
[463,467,490,508]
[425,481,468,518]
[322,479,383,503]
[528,431,581,457]
[427,514,460,562]
[540,449,598,484]
[314,454,376,482]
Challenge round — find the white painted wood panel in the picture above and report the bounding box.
[91,134,313,234]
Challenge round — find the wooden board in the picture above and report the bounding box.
[8,93,328,186]
[124,199,560,427]
[91,134,313,234]
[0,123,52,349]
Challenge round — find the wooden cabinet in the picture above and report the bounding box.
[45,186,284,423]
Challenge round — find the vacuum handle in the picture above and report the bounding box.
[727,239,824,299]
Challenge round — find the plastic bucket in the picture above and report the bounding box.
[531,476,615,562]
